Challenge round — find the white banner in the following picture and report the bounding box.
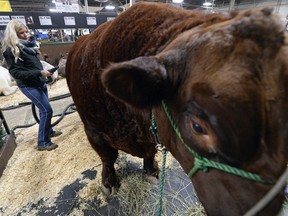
[0,15,10,26]
[107,17,115,22]
[86,17,96,25]
[64,16,75,25]
[55,0,79,13]
[11,15,26,25]
[39,16,52,26]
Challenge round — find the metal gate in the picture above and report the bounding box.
[0,109,17,177]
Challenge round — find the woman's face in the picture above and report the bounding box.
[17,27,29,40]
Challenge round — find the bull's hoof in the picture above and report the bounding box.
[145,167,159,179]
[101,184,118,196]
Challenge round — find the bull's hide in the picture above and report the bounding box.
[66,2,288,216]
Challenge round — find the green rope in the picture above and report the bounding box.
[150,112,157,135]
[150,112,167,216]
[161,100,274,184]
[157,147,167,216]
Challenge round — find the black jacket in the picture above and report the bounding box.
[3,46,45,88]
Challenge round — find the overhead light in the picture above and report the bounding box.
[203,2,212,6]
[49,8,57,12]
[172,0,183,3]
[52,0,56,3]
[105,5,115,10]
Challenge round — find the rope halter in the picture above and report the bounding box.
[161,100,275,184]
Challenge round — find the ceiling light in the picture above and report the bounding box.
[172,0,183,3]
[203,2,212,6]
[105,5,115,10]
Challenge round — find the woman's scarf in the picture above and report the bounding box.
[17,38,40,55]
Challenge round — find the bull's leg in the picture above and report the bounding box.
[101,148,119,195]
[85,129,118,196]
[144,155,159,178]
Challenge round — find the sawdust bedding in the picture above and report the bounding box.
[0,78,205,216]
[0,78,69,108]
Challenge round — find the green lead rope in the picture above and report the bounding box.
[157,147,167,216]
[150,112,167,216]
[161,100,274,184]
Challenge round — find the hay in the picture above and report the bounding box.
[115,153,206,216]
[0,78,205,215]
[0,112,102,215]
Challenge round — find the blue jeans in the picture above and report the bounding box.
[20,84,54,147]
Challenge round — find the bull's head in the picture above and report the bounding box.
[101,8,288,216]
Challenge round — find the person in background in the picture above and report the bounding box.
[1,20,62,151]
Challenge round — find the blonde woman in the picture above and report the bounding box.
[2,20,61,151]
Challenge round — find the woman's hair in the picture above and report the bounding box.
[1,20,29,62]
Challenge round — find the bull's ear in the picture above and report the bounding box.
[101,56,172,109]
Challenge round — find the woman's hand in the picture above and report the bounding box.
[41,69,52,77]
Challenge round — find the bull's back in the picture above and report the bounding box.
[66,3,188,116]
[96,3,206,62]
[67,2,208,84]
[65,2,210,151]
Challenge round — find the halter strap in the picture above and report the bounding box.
[161,100,274,184]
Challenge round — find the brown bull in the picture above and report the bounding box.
[66,3,288,215]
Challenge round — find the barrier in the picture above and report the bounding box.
[0,109,17,177]
[0,93,76,177]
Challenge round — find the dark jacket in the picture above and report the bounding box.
[3,46,45,88]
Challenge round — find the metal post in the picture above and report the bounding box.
[84,0,89,13]
[59,30,64,42]
[275,0,282,13]
[229,0,235,11]
[0,110,10,135]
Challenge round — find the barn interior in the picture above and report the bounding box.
[7,0,288,15]
[0,0,288,215]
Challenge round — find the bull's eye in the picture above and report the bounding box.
[192,122,204,134]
